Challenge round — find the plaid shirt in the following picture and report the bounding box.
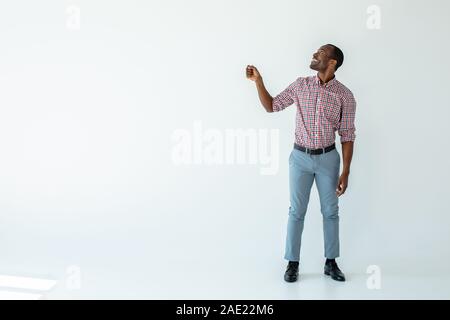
[272,74,356,149]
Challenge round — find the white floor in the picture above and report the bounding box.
[1,238,449,300]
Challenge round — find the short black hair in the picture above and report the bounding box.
[326,44,344,71]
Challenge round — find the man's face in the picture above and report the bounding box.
[310,45,335,71]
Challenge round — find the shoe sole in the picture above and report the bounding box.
[324,271,345,282]
[284,275,298,283]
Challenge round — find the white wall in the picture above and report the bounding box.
[0,0,449,298]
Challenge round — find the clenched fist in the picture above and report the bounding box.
[246,65,261,82]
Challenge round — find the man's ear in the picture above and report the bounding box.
[329,59,337,69]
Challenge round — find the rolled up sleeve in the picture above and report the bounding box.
[338,92,356,143]
[272,79,298,112]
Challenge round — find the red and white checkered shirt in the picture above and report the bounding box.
[272,73,356,149]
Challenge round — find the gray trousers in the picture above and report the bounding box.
[284,146,341,261]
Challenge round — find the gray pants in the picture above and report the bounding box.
[284,146,341,261]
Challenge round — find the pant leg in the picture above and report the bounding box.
[314,148,341,259]
[284,149,315,262]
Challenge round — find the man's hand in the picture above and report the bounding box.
[336,172,349,197]
[246,65,262,82]
[246,65,273,112]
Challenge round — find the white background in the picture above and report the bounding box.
[0,0,449,299]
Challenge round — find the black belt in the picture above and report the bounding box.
[294,143,335,155]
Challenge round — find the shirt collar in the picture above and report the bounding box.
[315,73,337,87]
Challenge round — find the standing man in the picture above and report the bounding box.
[246,44,356,282]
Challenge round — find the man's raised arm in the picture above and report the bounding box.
[246,65,273,113]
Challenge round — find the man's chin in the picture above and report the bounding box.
[309,64,318,70]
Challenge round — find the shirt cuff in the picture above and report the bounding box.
[339,130,356,143]
[271,96,283,112]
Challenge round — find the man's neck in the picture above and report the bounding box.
[318,71,335,84]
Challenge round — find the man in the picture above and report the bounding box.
[246,44,356,282]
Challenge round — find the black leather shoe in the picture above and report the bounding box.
[324,261,346,282]
[284,261,299,282]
